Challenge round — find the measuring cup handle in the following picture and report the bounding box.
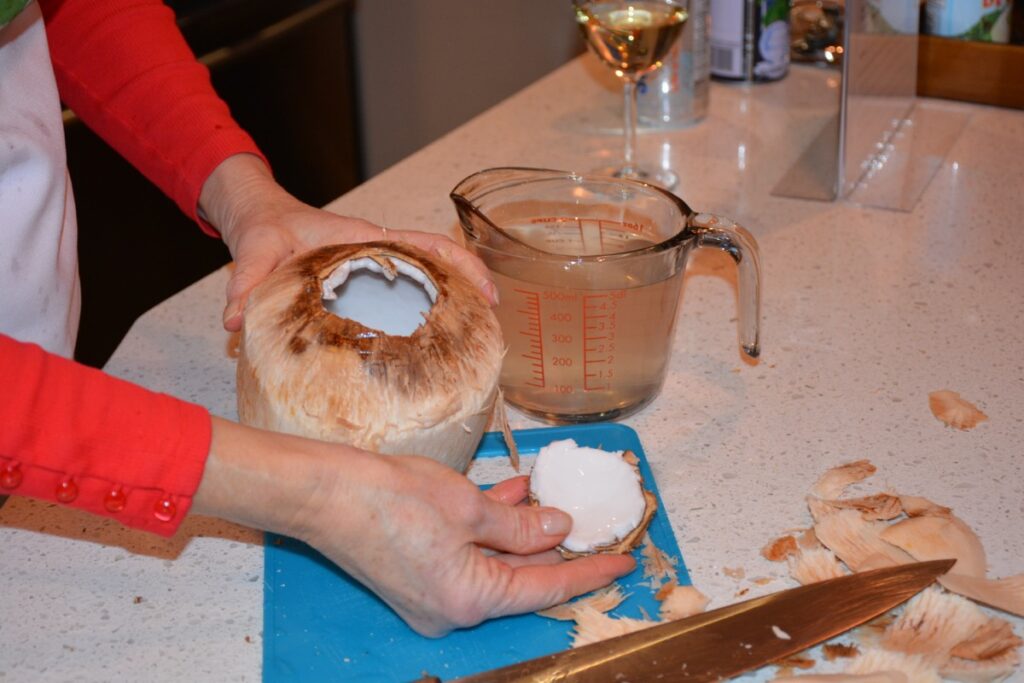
[688,213,762,359]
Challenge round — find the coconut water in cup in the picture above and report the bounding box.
[451,167,763,424]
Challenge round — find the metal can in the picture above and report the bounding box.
[709,0,791,81]
[637,0,710,128]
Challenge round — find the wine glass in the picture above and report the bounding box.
[573,0,688,189]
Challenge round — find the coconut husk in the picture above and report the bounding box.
[237,242,503,472]
[928,390,988,430]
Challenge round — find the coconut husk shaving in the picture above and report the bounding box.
[493,387,519,472]
[640,533,679,587]
[762,459,1023,681]
[928,390,988,430]
[537,535,709,649]
[536,584,628,620]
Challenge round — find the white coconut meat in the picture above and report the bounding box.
[237,242,504,472]
[529,439,656,556]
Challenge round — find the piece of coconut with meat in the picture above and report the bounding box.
[528,438,657,558]
[236,242,504,472]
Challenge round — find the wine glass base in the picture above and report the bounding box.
[593,165,679,192]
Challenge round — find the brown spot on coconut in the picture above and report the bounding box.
[528,439,657,558]
[236,242,503,472]
[928,390,988,430]
[880,514,987,578]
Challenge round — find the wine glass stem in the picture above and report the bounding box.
[622,78,638,178]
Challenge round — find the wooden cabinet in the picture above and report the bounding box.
[68,0,361,368]
[918,35,1024,109]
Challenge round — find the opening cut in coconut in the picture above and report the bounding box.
[529,438,656,556]
[321,256,438,336]
[237,242,504,473]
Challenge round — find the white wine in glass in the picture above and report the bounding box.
[574,0,688,188]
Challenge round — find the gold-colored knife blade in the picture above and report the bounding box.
[449,559,954,683]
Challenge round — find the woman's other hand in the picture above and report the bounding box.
[197,154,497,332]
[194,418,635,636]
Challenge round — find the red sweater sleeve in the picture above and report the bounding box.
[38,0,268,235]
[0,335,211,536]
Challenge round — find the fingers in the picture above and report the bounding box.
[490,553,637,619]
[431,240,498,306]
[389,230,498,306]
[491,548,564,569]
[482,476,530,505]
[474,495,574,556]
[222,250,281,331]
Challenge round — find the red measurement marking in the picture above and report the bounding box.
[514,289,545,388]
[581,293,614,391]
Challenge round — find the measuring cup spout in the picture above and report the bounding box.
[451,168,580,256]
[688,213,763,358]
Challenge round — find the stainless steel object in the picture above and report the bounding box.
[444,559,954,682]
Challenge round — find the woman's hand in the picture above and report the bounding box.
[194,418,635,636]
[198,154,498,332]
[306,459,635,637]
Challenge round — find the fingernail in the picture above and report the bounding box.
[482,280,500,306]
[223,300,241,326]
[540,509,572,536]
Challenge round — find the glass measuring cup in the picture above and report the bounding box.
[451,167,761,424]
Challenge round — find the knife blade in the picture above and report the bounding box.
[446,558,954,683]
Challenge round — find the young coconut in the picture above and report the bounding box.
[236,242,503,472]
[528,439,657,558]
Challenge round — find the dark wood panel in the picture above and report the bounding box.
[70,0,361,368]
[917,35,1024,109]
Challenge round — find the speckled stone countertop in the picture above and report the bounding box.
[2,58,1022,681]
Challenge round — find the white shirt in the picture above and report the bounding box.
[0,2,80,357]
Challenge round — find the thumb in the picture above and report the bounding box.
[223,251,280,331]
[474,499,574,555]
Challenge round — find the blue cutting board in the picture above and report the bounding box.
[263,423,690,682]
